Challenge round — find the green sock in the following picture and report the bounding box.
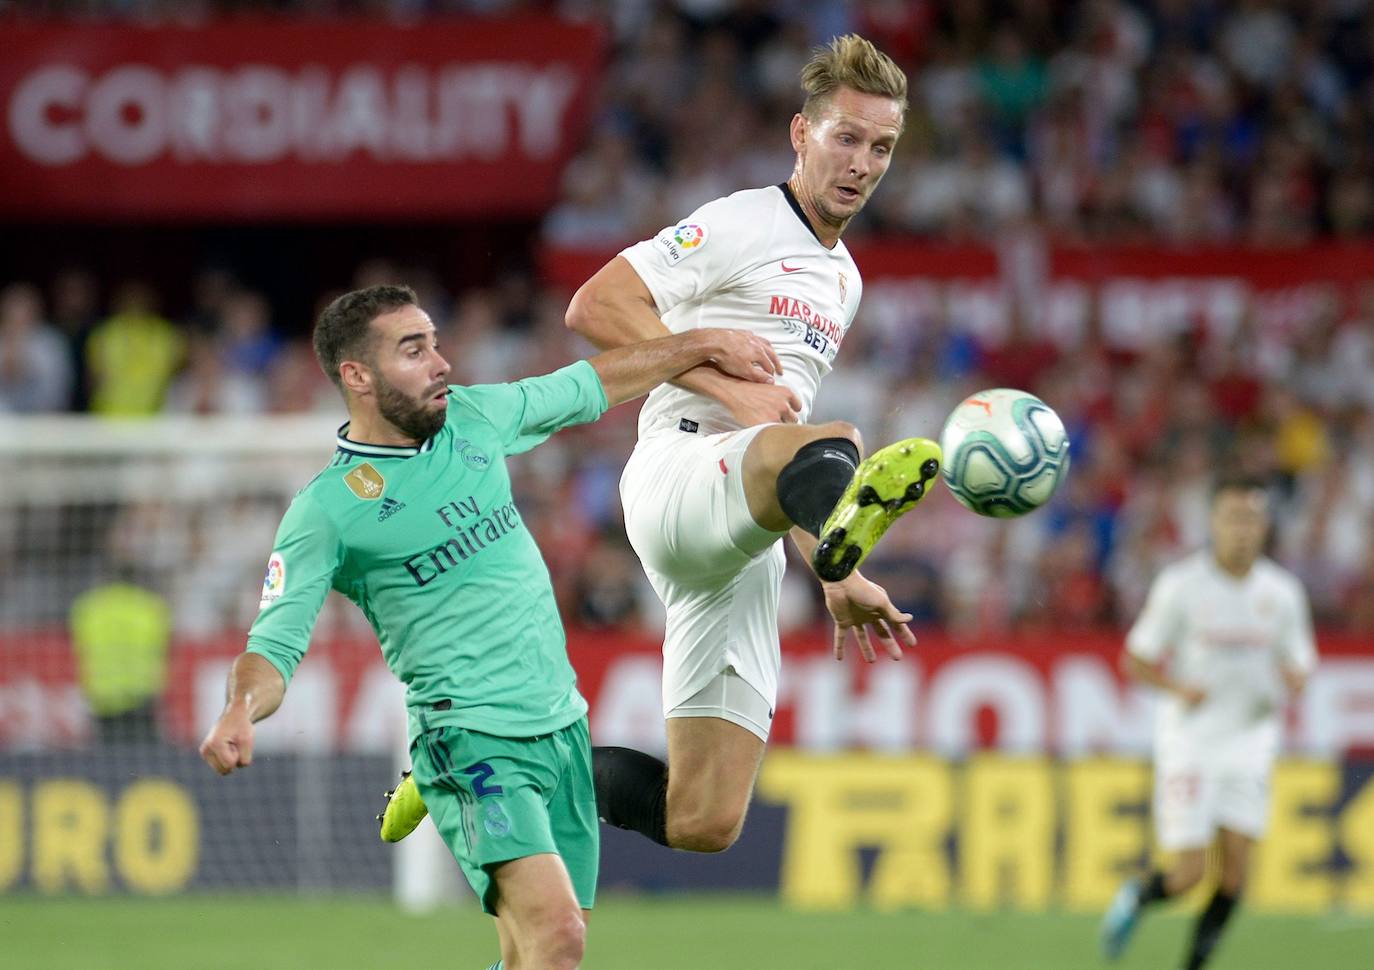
[484,963,503,970]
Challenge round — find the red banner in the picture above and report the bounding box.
[540,240,1374,291]
[0,19,605,220]
[540,240,1374,355]
[3,627,1372,756]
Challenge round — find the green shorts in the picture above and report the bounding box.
[410,716,599,915]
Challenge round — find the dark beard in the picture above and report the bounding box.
[374,377,447,443]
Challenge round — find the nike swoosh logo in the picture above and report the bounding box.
[780,260,803,273]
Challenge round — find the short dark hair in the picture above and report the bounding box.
[313,284,418,391]
[1212,472,1270,502]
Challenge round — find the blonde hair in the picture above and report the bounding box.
[800,34,907,123]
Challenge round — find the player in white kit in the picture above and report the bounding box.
[559,34,943,854]
[1100,475,1317,969]
[374,35,940,853]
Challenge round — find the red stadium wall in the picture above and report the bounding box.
[2,628,1371,756]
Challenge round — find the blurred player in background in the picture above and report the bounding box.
[559,33,940,854]
[199,283,781,970]
[1100,474,1317,969]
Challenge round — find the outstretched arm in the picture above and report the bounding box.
[199,652,286,776]
[568,257,802,423]
[588,327,781,408]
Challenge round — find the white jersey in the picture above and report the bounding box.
[620,184,861,438]
[1126,551,1317,770]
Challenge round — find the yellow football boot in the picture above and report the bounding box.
[811,437,942,582]
[377,770,429,843]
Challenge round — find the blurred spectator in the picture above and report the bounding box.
[163,333,267,415]
[70,578,171,745]
[1265,385,1332,486]
[265,339,336,414]
[975,25,1049,159]
[219,288,282,376]
[48,268,100,411]
[85,282,184,415]
[184,266,237,336]
[573,525,646,628]
[543,125,661,246]
[0,282,73,413]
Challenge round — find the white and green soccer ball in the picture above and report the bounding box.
[938,388,1070,518]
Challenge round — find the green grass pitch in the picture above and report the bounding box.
[2,893,1369,969]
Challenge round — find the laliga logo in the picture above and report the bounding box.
[673,224,705,249]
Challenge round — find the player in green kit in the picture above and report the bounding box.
[198,284,782,970]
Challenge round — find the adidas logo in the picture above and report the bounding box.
[377,497,406,522]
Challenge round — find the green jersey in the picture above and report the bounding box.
[246,360,608,741]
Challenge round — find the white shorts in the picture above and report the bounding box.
[1153,762,1272,851]
[620,427,788,729]
[669,666,775,742]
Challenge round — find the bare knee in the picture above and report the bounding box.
[518,909,585,970]
[1168,853,1207,894]
[813,420,862,454]
[1219,861,1248,896]
[668,805,745,853]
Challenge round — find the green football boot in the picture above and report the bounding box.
[377,770,429,843]
[811,437,942,582]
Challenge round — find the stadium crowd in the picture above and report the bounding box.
[4,0,1374,639]
[5,255,1372,640]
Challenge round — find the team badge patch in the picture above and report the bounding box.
[838,271,848,304]
[482,800,511,838]
[260,552,286,609]
[453,438,491,471]
[652,222,709,264]
[344,462,385,500]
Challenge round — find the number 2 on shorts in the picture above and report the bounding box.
[462,761,504,798]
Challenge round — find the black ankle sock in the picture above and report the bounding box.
[1184,889,1239,970]
[776,437,861,536]
[592,746,669,846]
[1140,870,1170,905]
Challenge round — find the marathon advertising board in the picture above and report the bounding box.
[0,19,606,219]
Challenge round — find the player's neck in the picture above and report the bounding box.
[1212,552,1256,579]
[344,410,423,449]
[787,174,845,248]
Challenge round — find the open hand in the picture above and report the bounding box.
[823,572,919,663]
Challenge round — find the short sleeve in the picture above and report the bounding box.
[619,196,754,317]
[455,360,608,455]
[1279,575,1318,675]
[1125,567,1184,663]
[246,491,344,686]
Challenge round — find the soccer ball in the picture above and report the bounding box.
[938,388,1070,517]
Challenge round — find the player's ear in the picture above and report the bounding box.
[339,359,372,397]
[790,112,808,156]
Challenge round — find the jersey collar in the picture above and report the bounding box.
[335,422,436,459]
[777,181,825,245]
